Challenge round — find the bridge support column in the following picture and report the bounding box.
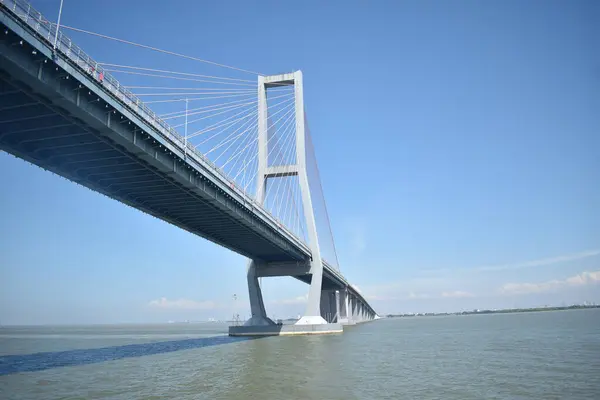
[244,260,275,326]
[320,290,330,322]
[319,289,339,323]
[334,290,341,322]
[348,295,353,322]
[294,70,327,326]
[353,296,361,322]
[337,288,350,324]
[345,290,351,323]
[256,71,331,326]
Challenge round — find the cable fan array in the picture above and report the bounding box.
[130,80,305,238]
[91,62,308,242]
[262,88,308,244]
[52,21,341,253]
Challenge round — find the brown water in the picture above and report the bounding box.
[1,309,599,399]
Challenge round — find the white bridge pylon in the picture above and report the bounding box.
[245,71,328,326]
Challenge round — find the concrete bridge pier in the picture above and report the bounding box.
[320,289,339,323]
[351,294,358,322]
[349,293,370,323]
[236,71,376,334]
[354,297,362,323]
[244,259,275,327]
[336,288,352,325]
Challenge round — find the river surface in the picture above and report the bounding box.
[1,309,599,399]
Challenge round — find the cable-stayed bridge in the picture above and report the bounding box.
[0,0,377,334]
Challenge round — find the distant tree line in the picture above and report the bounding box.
[385,304,600,318]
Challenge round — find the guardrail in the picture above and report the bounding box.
[1,0,314,255]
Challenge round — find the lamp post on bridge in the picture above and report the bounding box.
[53,0,64,50]
[183,98,188,157]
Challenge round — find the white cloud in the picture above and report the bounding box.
[566,271,600,285]
[148,297,218,310]
[408,291,431,299]
[425,249,600,274]
[477,250,600,272]
[356,250,600,304]
[500,270,600,295]
[441,290,474,298]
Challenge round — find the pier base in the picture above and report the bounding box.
[229,323,343,337]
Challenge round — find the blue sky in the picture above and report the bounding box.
[1,0,599,324]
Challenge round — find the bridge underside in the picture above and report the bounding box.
[255,261,353,291]
[0,76,301,262]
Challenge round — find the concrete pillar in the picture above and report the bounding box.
[334,290,340,323]
[344,289,349,321]
[334,290,340,322]
[352,295,359,321]
[336,288,349,324]
[348,295,353,322]
[320,290,331,322]
[319,290,338,323]
[246,76,273,328]
[359,301,363,321]
[335,290,345,323]
[244,260,274,326]
[293,71,327,326]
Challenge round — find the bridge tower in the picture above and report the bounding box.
[244,71,328,326]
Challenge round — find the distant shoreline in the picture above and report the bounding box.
[385,304,600,318]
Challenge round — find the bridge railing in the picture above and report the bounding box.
[1,0,311,251]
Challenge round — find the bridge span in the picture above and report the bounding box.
[0,0,378,333]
